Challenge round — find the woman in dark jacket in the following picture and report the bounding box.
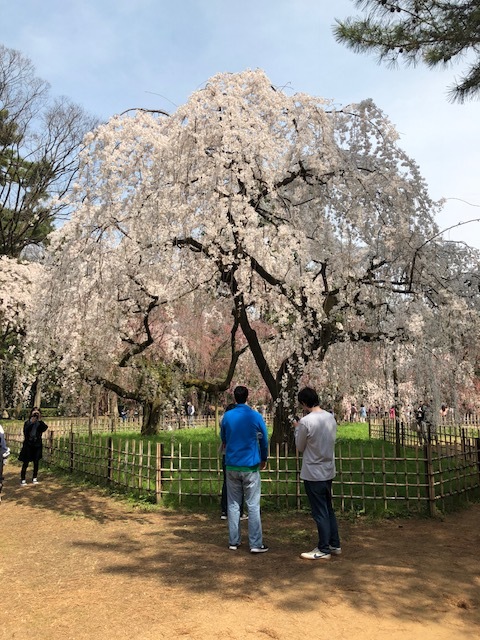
[18,410,48,485]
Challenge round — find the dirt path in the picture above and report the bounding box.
[1,466,479,640]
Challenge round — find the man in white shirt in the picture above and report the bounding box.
[294,387,341,560]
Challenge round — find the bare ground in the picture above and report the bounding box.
[1,464,479,640]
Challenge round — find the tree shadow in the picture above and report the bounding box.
[4,465,480,628]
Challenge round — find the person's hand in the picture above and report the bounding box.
[260,460,267,470]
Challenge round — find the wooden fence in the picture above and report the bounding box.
[6,421,480,516]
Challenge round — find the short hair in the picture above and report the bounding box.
[297,387,319,408]
[233,386,249,404]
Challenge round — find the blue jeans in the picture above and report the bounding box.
[226,470,263,549]
[304,479,340,554]
[221,456,244,516]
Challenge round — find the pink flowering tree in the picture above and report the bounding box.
[37,70,479,443]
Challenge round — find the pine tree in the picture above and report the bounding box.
[0,108,54,257]
[0,44,97,258]
[334,1,480,102]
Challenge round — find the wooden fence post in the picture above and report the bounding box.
[69,431,74,473]
[48,430,54,463]
[424,442,436,516]
[155,442,162,504]
[107,436,113,484]
[476,438,480,481]
[461,428,466,455]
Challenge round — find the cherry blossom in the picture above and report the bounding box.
[33,70,479,441]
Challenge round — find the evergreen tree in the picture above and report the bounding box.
[334,1,480,102]
[0,108,54,257]
[0,44,97,258]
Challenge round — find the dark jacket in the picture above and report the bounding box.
[18,419,48,463]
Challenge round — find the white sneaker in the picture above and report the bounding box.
[20,479,27,486]
[250,545,269,553]
[329,545,342,556]
[32,478,39,484]
[300,547,331,560]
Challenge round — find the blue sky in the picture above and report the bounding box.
[2,0,479,248]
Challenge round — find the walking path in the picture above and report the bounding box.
[1,466,479,640]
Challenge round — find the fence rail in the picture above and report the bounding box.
[6,420,480,516]
[16,414,241,436]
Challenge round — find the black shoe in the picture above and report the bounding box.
[250,545,269,553]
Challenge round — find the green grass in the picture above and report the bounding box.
[337,422,370,440]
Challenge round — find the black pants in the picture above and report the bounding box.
[21,460,39,480]
[304,478,341,554]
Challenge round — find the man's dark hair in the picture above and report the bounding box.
[233,386,249,404]
[297,387,319,408]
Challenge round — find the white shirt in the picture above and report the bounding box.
[294,409,337,481]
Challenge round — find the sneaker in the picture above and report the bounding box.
[240,514,248,520]
[250,545,269,553]
[228,544,240,550]
[329,545,342,556]
[32,478,39,484]
[20,479,27,486]
[300,548,331,560]
[220,514,227,520]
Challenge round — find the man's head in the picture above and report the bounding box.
[31,411,40,421]
[233,386,249,404]
[297,387,319,409]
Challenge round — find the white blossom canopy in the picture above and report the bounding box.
[37,70,477,437]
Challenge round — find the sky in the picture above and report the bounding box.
[2,0,479,248]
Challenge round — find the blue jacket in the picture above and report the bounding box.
[221,404,268,468]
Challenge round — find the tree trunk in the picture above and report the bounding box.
[33,375,42,409]
[88,385,95,437]
[108,391,118,432]
[30,376,42,409]
[142,399,162,435]
[0,360,5,411]
[392,346,401,455]
[271,401,296,450]
[270,371,298,451]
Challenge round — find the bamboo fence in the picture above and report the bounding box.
[5,421,480,516]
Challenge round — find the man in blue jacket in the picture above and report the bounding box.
[221,386,269,553]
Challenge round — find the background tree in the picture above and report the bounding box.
[0,43,97,414]
[0,44,98,257]
[334,1,480,102]
[36,70,478,446]
[0,256,42,413]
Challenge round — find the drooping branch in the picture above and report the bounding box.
[118,294,159,367]
[183,307,249,393]
[91,376,141,402]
